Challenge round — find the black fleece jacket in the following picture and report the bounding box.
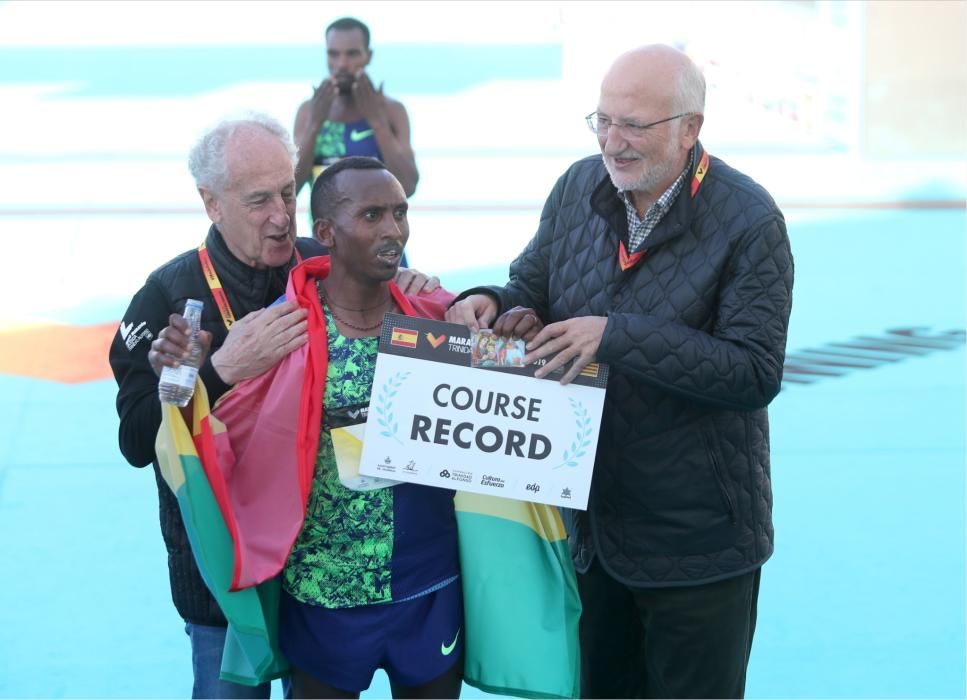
[109,226,326,625]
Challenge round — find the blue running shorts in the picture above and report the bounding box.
[279,579,464,693]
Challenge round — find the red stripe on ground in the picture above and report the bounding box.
[0,322,117,383]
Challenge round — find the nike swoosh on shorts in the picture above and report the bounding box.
[350,129,374,141]
[441,628,461,656]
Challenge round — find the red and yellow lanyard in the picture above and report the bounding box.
[197,242,303,330]
[619,149,710,272]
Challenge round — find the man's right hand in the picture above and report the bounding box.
[294,79,339,193]
[211,301,309,385]
[148,314,213,377]
[306,79,338,130]
[444,294,498,332]
[492,306,544,342]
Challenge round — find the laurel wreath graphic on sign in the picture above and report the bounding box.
[553,397,593,469]
[374,371,410,444]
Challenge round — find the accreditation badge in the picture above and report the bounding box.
[326,404,401,491]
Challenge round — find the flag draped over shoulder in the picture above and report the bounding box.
[155,379,289,685]
[194,256,446,592]
[153,256,443,686]
[455,493,582,699]
[155,255,581,694]
[154,257,341,684]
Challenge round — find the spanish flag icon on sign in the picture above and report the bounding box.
[391,327,419,348]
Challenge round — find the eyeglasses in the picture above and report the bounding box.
[585,111,693,138]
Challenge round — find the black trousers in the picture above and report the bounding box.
[578,559,761,699]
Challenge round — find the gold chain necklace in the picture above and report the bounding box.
[320,283,391,332]
[325,295,391,312]
[327,305,385,332]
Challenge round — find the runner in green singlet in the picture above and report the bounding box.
[293,17,419,199]
[280,157,462,699]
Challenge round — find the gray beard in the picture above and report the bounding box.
[602,153,677,197]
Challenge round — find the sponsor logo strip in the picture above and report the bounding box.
[378,314,610,387]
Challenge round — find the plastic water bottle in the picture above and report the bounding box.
[158,299,205,407]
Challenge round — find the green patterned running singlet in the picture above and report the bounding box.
[282,302,395,609]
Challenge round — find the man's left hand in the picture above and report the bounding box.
[353,70,388,126]
[395,267,440,295]
[525,316,607,385]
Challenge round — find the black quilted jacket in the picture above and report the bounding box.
[110,227,326,625]
[475,143,793,586]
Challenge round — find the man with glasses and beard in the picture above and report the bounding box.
[447,45,794,699]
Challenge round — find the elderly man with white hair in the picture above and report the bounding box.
[448,45,794,698]
[109,114,435,698]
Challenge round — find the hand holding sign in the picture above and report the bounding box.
[492,306,544,342]
[445,294,498,332]
[525,316,608,385]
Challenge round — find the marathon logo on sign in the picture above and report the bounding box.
[447,335,472,355]
[425,330,472,355]
[424,330,472,356]
[391,327,418,349]
[425,332,447,349]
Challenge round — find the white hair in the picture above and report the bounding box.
[188,113,297,192]
[674,59,706,115]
